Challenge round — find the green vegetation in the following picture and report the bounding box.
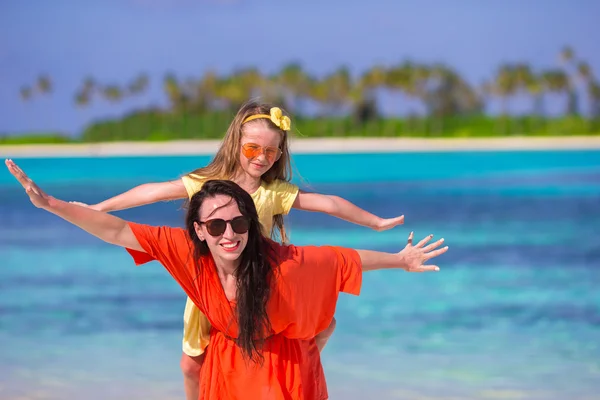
[0,133,72,145]
[7,45,600,144]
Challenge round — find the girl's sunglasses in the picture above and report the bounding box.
[241,143,282,164]
[199,216,250,237]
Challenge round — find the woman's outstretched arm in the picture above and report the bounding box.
[357,232,447,272]
[5,159,143,251]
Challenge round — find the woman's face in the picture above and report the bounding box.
[194,194,249,265]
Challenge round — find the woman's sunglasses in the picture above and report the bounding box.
[199,216,250,237]
[241,143,282,164]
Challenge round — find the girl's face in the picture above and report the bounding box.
[239,122,282,180]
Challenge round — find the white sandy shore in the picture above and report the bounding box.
[1,136,599,158]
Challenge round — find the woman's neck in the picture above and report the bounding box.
[233,172,262,194]
[213,257,239,302]
[214,257,239,276]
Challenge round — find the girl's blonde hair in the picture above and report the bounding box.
[187,99,293,242]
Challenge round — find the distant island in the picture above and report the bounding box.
[3,45,599,145]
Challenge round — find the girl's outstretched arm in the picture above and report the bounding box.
[5,159,143,251]
[292,191,404,231]
[74,180,188,212]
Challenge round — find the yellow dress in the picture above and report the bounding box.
[179,174,299,356]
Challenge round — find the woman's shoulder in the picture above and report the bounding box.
[266,240,327,274]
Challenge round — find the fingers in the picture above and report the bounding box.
[377,215,405,231]
[413,265,440,272]
[415,234,434,248]
[424,246,449,260]
[407,231,414,245]
[5,159,31,186]
[393,215,405,225]
[423,238,444,251]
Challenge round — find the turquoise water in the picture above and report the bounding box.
[1,150,599,400]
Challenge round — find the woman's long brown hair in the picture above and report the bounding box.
[185,179,276,364]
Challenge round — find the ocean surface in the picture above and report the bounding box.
[0,150,599,400]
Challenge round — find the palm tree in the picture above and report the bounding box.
[577,62,592,82]
[588,81,600,120]
[493,64,518,116]
[576,62,595,117]
[490,64,519,134]
[384,63,410,132]
[323,66,353,135]
[215,71,254,112]
[163,73,191,112]
[558,45,581,116]
[480,79,494,113]
[541,69,569,133]
[195,70,218,112]
[102,85,123,103]
[384,62,429,133]
[83,76,96,93]
[523,72,545,117]
[349,83,378,127]
[325,67,352,112]
[356,65,386,123]
[408,63,432,133]
[424,65,481,135]
[400,62,430,111]
[361,65,387,90]
[20,86,32,101]
[235,68,264,101]
[36,74,52,94]
[559,46,574,66]
[276,63,310,113]
[74,90,91,108]
[128,73,149,96]
[542,69,569,99]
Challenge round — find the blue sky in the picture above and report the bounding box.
[1,0,599,135]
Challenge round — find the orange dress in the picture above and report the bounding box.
[126,222,363,400]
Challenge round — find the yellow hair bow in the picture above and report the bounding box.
[269,107,291,131]
[242,107,292,131]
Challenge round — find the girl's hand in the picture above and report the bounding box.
[397,232,447,272]
[5,159,52,209]
[375,215,405,231]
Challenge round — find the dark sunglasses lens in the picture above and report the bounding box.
[206,219,226,236]
[231,216,249,234]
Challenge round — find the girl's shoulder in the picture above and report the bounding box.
[180,173,208,198]
[184,172,207,181]
[261,179,298,193]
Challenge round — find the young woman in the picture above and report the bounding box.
[6,159,447,400]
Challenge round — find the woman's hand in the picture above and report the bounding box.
[397,232,448,272]
[5,159,143,252]
[5,159,52,209]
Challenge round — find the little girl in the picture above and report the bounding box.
[72,100,405,400]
